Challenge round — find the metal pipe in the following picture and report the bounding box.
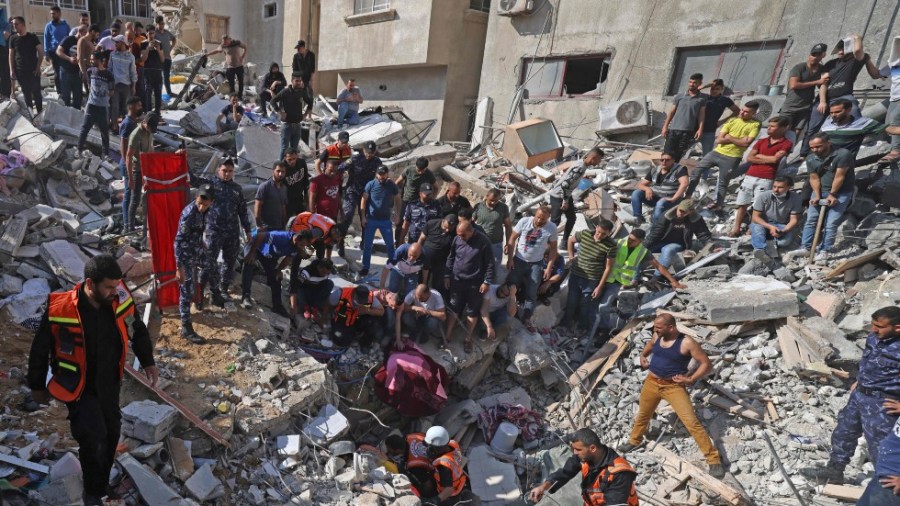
[761,431,809,506]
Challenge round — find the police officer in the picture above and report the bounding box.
[422,426,474,506]
[804,306,900,484]
[190,157,252,305]
[174,184,215,344]
[337,140,381,257]
[530,428,638,506]
[27,255,158,506]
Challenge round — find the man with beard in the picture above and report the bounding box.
[282,148,310,217]
[748,176,802,262]
[255,162,288,230]
[27,255,158,505]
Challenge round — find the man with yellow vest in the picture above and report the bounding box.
[384,433,437,497]
[27,255,158,506]
[422,426,475,506]
[529,428,638,506]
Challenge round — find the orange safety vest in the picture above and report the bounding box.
[324,143,352,164]
[405,433,433,471]
[333,286,373,326]
[46,282,136,403]
[290,212,335,244]
[433,441,466,497]
[581,457,639,506]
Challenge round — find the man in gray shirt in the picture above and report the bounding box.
[779,43,828,136]
[154,15,175,96]
[662,72,708,161]
[336,78,363,128]
[749,176,802,260]
[255,162,288,230]
[549,147,604,244]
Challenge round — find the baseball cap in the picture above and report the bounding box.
[445,214,459,228]
[197,184,215,200]
[112,34,126,43]
[144,112,160,132]
[376,165,389,174]
[419,183,433,195]
[295,40,306,48]
[676,199,695,212]
[810,43,827,55]
[338,131,350,142]
[352,285,370,304]
[363,141,377,152]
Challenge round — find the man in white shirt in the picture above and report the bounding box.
[480,282,518,341]
[506,206,558,330]
[395,283,446,346]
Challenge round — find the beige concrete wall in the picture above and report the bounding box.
[436,4,489,141]
[241,0,285,68]
[8,0,86,33]
[478,0,900,147]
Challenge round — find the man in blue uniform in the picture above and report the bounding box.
[337,140,381,257]
[174,184,215,344]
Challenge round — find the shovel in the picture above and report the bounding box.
[808,201,829,264]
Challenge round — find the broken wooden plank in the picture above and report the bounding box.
[825,248,886,279]
[570,326,634,419]
[125,364,231,448]
[705,394,763,421]
[0,452,49,474]
[568,320,639,386]
[821,483,864,501]
[652,445,749,506]
[766,402,780,422]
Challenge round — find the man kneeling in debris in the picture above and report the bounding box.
[804,306,900,484]
[241,230,313,316]
[395,283,446,346]
[422,426,475,506]
[329,285,385,347]
[529,428,638,506]
[289,257,334,325]
[619,313,724,478]
[644,198,713,276]
[385,433,437,497]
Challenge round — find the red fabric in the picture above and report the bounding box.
[309,173,341,219]
[746,137,793,179]
[374,343,450,417]
[141,152,189,309]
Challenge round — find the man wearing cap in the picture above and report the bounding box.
[108,34,137,131]
[272,72,309,160]
[315,130,353,175]
[644,198,713,274]
[43,6,70,94]
[336,78,363,128]
[291,40,315,116]
[190,158,253,304]
[207,34,247,98]
[328,284,385,348]
[124,112,160,232]
[445,221,495,352]
[242,229,311,316]
[175,185,216,344]
[395,157,437,247]
[401,183,440,245]
[418,214,459,296]
[780,43,829,138]
[337,140,382,256]
[360,165,400,277]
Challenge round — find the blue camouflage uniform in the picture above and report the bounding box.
[403,199,440,243]
[830,332,900,468]
[338,153,381,233]
[174,201,209,325]
[190,173,252,295]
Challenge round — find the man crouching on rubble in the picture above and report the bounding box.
[529,428,638,506]
[804,305,900,485]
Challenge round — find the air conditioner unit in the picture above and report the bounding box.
[741,95,786,123]
[598,97,650,134]
[498,0,535,17]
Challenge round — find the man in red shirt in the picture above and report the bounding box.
[729,116,793,237]
[309,159,342,222]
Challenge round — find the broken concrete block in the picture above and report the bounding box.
[184,463,224,502]
[6,114,65,169]
[803,316,862,363]
[467,445,522,503]
[470,97,494,151]
[38,473,83,506]
[237,124,312,180]
[117,453,187,506]
[0,277,51,325]
[0,274,23,297]
[382,144,457,179]
[276,434,301,456]
[167,437,194,482]
[691,275,799,325]
[0,217,27,260]
[179,95,228,136]
[121,400,178,443]
[303,404,349,445]
[498,320,551,375]
[127,255,155,279]
[805,290,846,321]
[40,239,90,285]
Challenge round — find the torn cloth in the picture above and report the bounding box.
[478,403,543,442]
[374,343,450,417]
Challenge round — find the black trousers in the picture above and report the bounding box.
[225,66,245,98]
[241,254,285,311]
[68,392,121,497]
[663,129,695,162]
[0,47,11,98]
[550,195,577,243]
[143,69,164,113]
[14,67,42,112]
[331,315,383,348]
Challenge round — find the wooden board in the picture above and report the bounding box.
[568,320,638,386]
[652,446,749,506]
[570,328,633,420]
[825,249,886,279]
[821,483,864,501]
[705,394,763,421]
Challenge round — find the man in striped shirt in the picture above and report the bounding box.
[820,98,885,155]
[562,219,616,333]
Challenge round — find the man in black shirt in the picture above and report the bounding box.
[27,255,158,505]
[9,16,44,114]
[283,148,310,217]
[436,181,471,215]
[291,40,315,116]
[56,26,84,109]
[272,72,308,159]
[141,25,165,113]
[445,221,495,351]
[418,214,458,297]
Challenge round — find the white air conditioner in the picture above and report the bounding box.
[598,97,650,133]
[498,0,535,17]
[741,95,786,123]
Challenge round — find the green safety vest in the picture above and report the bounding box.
[609,238,648,285]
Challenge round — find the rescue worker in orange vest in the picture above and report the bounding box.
[328,284,384,347]
[26,255,158,506]
[314,130,352,175]
[385,433,437,497]
[529,428,639,506]
[288,211,344,259]
[423,426,476,506]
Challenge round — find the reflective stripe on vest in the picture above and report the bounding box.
[580,457,639,506]
[609,238,648,285]
[433,442,466,497]
[326,143,352,162]
[46,281,135,403]
[406,433,433,470]
[290,212,335,243]
[333,286,372,326]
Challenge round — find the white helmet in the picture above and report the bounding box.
[424,426,450,446]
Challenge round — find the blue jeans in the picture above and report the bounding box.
[119,162,131,228]
[163,58,173,96]
[590,282,622,339]
[337,102,360,126]
[858,477,900,505]
[387,270,419,298]
[800,191,851,252]
[60,67,83,109]
[491,242,503,267]
[280,122,303,160]
[294,279,334,312]
[402,312,443,342]
[700,131,716,155]
[361,218,395,271]
[650,243,685,272]
[749,222,795,250]
[563,272,598,330]
[78,104,110,152]
[631,189,678,222]
[508,256,542,319]
[489,307,510,327]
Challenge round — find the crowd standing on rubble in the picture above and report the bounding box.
[1,3,900,506]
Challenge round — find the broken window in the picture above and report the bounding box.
[264,2,277,18]
[354,0,390,14]
[205,15,228,42]
[117,0,150,18]
[470,0,491,12]
[29,0,87,8]
[668,41,787,95]
[520,55,609,98]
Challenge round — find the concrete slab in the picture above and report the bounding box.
[690,275,799,325]
[467,445,522,503]
[303,404,349,445]
[439,165,491,199]
[121,400,179,443]
[5,114,65,169]
[382,144,457,179]
[236,124,312,179]
[470,97,494,151]
[0,216,27,259]
[117,453,188,506]
[185,463,224,502]
[499,319,551,375]
[320,114,406,151]
[803,316,863,363]
[39,240,89,285]
[805,290,846,321]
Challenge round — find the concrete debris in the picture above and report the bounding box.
[303,404,349,445]
[117,453,188,506]
[121,400,179,443]
[691,275,799,324]
[184,464,224,502]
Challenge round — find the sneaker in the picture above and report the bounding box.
[753,249,773,265]
[785,247,809,260]
[800,462,844,484]
[617,442,637,454]
[814,250,830,262]
[211,292,227,308]
[240,297,254,310]
[357,269,369,279]
[708,463,726,479]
